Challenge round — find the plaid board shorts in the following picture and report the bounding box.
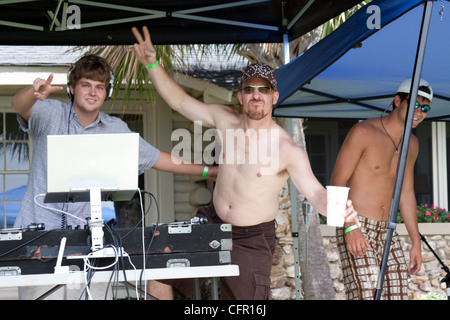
[336,216,409,300]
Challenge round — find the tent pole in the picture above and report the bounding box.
[374,0,433,300]
[283,31,302,301]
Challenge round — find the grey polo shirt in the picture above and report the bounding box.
[13,99,160,230]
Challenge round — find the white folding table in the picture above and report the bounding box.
[0,265,240,300]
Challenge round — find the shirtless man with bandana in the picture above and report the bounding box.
[132,26,359,300]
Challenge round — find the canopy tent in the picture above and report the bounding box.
[273,0,450,121]
[0,0,362,45]
[0,0,370,302]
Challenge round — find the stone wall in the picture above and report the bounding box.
[271,215,450,300]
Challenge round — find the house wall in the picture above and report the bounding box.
[171,110,213,221]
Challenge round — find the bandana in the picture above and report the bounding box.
[240,63,277,90]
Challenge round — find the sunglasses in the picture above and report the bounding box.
[406,99,431,113]
[415,101,431,113]
[243,85,272,94]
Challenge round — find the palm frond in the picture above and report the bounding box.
[320,1,371,39]
[69,43,247,111]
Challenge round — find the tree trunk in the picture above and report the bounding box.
[279,117,335,300]
[298,203,335,299]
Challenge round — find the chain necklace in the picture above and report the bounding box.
[380,116,401,155]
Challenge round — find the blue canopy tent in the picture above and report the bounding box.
[274,0,448,299]
[274,0,450,121]
[0,0,371,301]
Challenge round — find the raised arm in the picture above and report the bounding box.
[131,26,229,128]
[12,73,63,122]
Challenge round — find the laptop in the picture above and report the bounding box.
[44,133,139,203]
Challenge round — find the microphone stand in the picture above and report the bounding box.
[419,233,450,300]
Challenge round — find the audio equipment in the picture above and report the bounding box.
[0,223,232,275]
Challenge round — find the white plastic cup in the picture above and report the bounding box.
[326,186,350,227]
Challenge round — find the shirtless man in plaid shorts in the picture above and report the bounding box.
[331,79,432,300]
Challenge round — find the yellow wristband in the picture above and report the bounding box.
[345,225,359,234]
[202,166,209,178]
[146,61,159,69]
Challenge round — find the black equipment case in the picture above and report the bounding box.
[0,222,232,276]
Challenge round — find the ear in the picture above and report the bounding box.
[272,91,279,105]
[238,91,243,105]
[393,94,402,109]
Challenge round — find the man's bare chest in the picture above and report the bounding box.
[360,145,400,176]
[218,128,280,168]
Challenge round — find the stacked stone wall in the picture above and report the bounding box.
[271,217,450,300]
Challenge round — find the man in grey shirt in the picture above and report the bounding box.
[12,54,213,230]
[11,54,215,300]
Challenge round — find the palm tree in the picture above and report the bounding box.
[69,43,246,110]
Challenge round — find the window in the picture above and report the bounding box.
[0,113,29,228]
[413,121,433,205]
[303,119,357,186]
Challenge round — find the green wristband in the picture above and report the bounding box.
[146,61,159,69]
[202,166,209,178]
[344,225,359,234]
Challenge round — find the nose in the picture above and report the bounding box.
[88,86,96,95]
[251,88,263,98]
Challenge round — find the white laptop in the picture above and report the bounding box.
[44,133,139,203]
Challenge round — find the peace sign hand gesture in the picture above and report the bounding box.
[33,73,63,100]
[131,26,157,67]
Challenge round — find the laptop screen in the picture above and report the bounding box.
[44,133,139,203]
